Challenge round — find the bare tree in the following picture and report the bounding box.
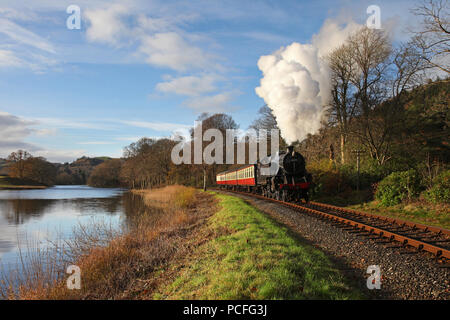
[249,105,279,131]
[347,28,395,164]
[7,150,32,179]
[330,28,426,165]
[328,43,360,164]
[412,0,450,74]
[193,113,238,191]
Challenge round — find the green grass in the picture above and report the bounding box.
[0,176,47,189]
[349,201,450,229]
[313,190,449,230]
[155,193,363,300]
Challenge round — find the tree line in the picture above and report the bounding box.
[6,150,57,186]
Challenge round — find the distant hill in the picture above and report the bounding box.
[0,158,10,176]
[54,156,115,185]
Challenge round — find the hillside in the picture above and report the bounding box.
[54,156,114,185]
[0,158,9,175]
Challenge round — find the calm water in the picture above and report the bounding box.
[0,185,136,277]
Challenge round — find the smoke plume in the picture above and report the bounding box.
[255,19,362,144]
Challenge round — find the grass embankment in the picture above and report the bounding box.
[0,176,47,189]
[154,193,362,300]
[5,187,362,300]
[314,193,449,229]
[314,193,449,230]
[348,201,450,230]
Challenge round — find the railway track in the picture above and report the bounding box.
[218,188,450,263]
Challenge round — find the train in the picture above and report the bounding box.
[216,146,312,202]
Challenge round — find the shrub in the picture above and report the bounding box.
[423,170,450,204]
[375,170,422,206]
[308,160,352,196]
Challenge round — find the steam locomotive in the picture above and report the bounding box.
[216,146,312,202]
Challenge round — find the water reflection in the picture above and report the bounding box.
[0,186,127,271]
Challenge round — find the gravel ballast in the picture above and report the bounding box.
[219,191,450,300]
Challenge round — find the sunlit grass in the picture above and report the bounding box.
[157,193,363,300]
[133,185,197,209]
[349,200,450,229]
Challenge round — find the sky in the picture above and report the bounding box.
[0,0,425,162]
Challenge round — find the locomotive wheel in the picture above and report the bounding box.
[281,190,287,202]
[304,192,309,203]
[275,191,280,200]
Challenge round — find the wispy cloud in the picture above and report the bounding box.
[156,74,218,96]
[0,49,24,68]
[77,141,117,145]
[185,91,240,112]
[121,120,191,132]
[114,136,143,142]
[0,18,55,53]
[138,32,215,71]
[85,4,132,47]
[0,111,86,162]
[34,118,117,130]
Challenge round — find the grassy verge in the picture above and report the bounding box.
[0,176,47,189]
[154,193,363,300]
[313,191,449,230]
[348,200,450,229]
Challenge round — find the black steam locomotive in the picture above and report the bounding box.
[216,146,312,202]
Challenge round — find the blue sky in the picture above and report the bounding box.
[0,0,421,162]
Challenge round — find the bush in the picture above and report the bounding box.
[307,160,352,197]
[375,170,422,206]
[423,170,450,204]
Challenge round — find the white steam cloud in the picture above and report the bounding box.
[255,19,362,144]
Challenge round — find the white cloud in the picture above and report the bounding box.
[0,18,55,53]
[156,74,218,96]
[77,141,116,145]
[122,120,191,132]
[34,117,116,130]
[0,111,36,141]
[241,31,291,43]
[0,111,87,162]
[0,49,24,68]
[85,4,132,47]
[0,111,41,157]
[84,5,215,72]
[34,149,87,163]
[0,14,58,72]
[185,92,238,112]
[139,32,212,71]
[114,136,143,142]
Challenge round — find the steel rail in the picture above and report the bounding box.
[219,189,450,260]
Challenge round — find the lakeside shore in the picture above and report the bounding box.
[0,185,47,190]
[1,185,362,300]
[0,176,48,190]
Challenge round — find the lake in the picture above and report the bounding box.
[0,185,136,279]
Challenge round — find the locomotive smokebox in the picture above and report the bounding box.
[280,146,306,177]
